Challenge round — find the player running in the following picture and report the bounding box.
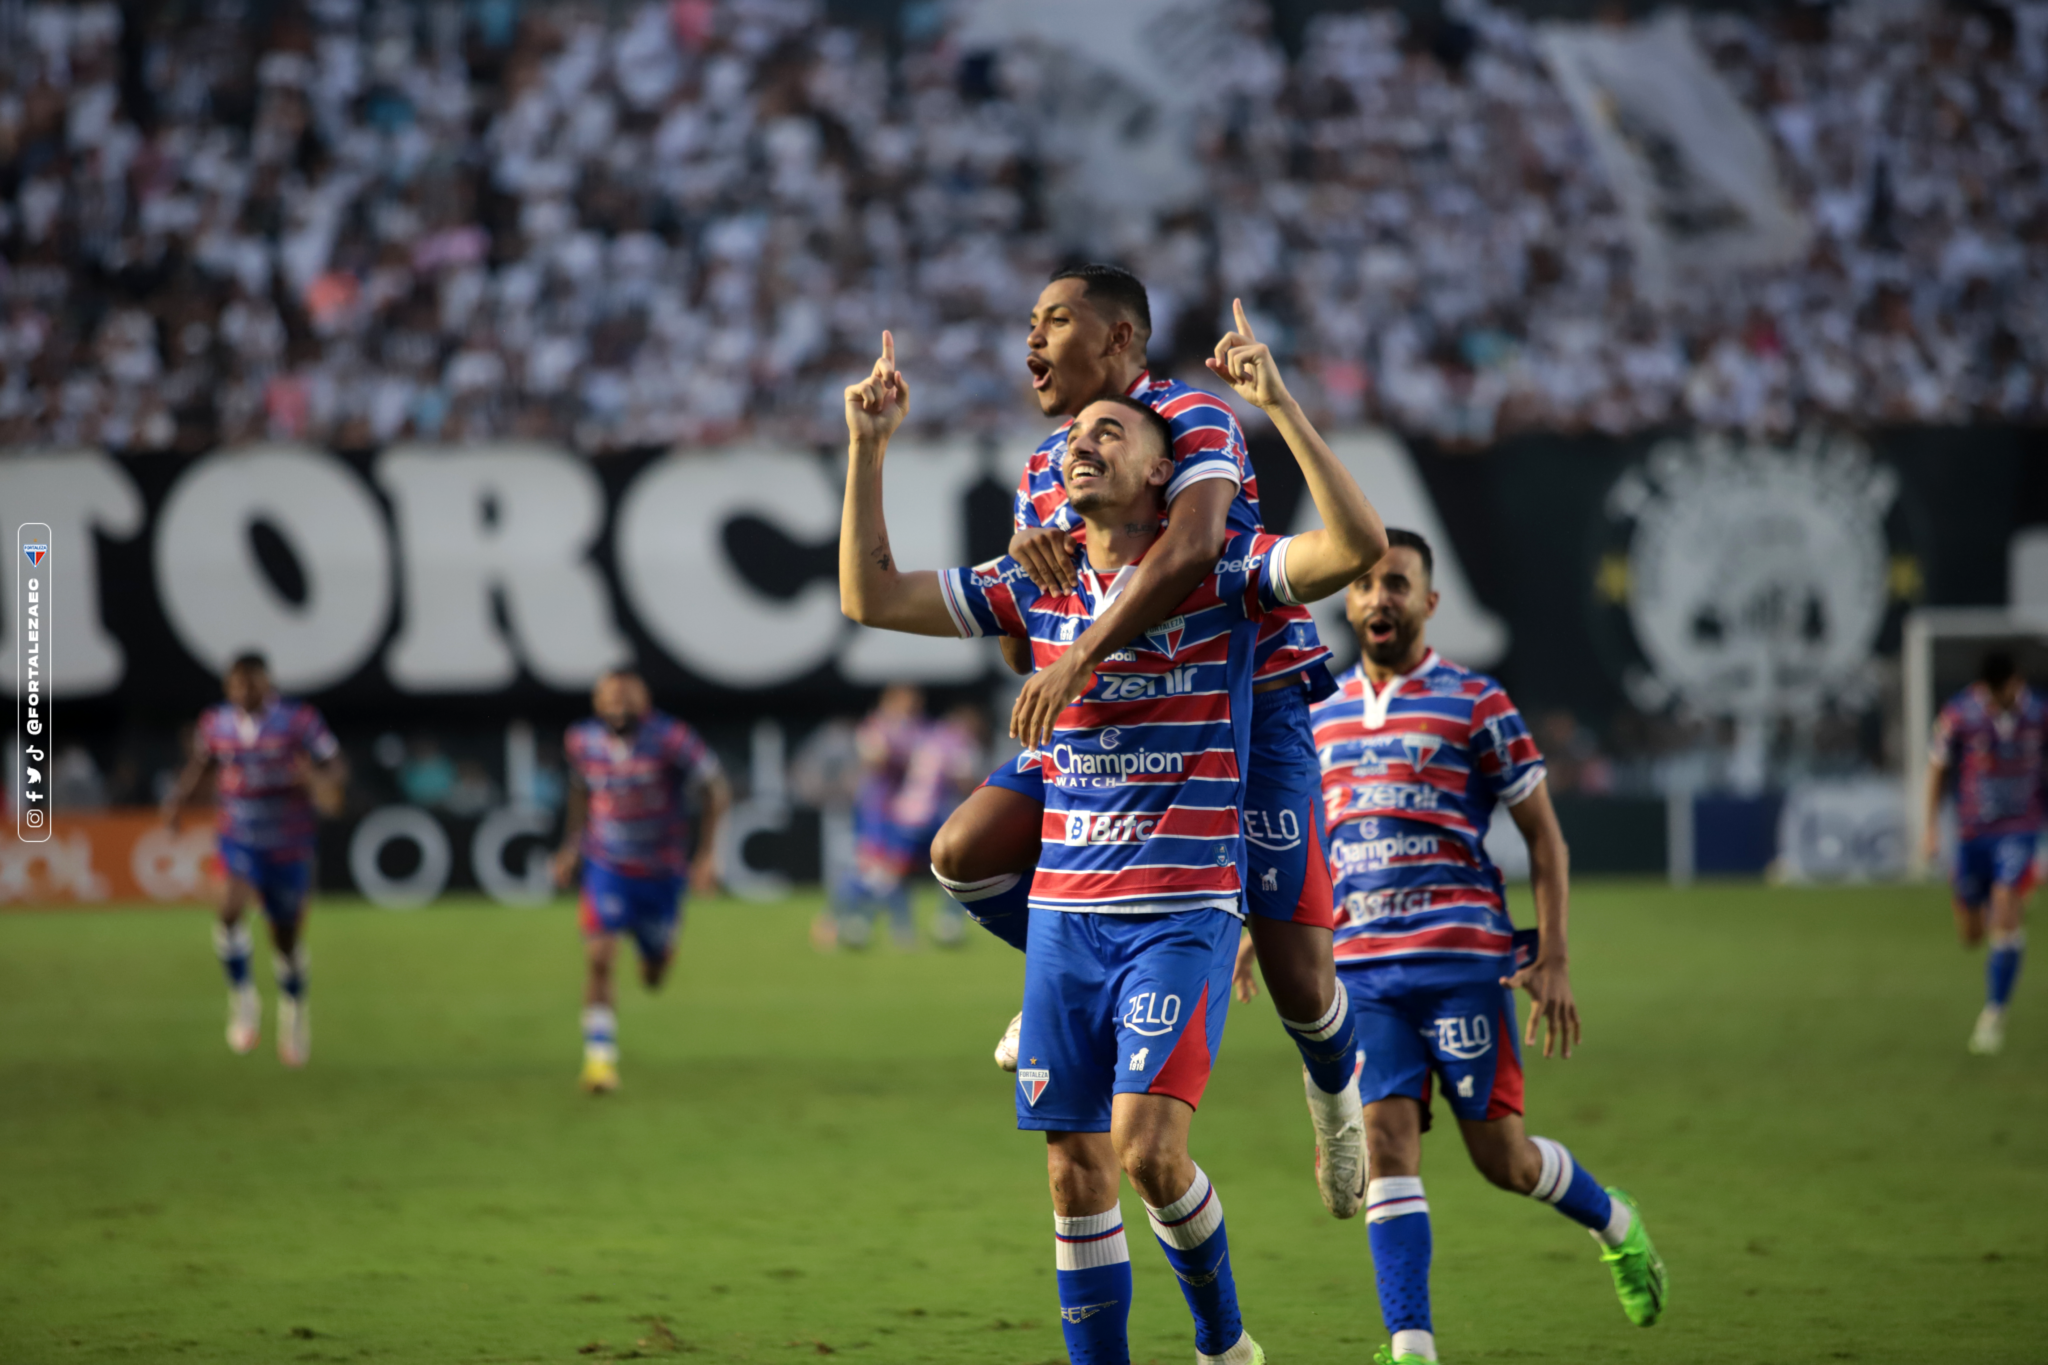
[840,321,1385,1365]
[929,265,1373,1218]
[1280,530,1666,1363]
[1923,651,2041,1055]
[552,669,731,1093]
[162,652,346,1068]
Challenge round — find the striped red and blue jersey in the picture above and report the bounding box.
[198,698,341,854]
[566,712,722,879]
[853,710,923,830]
[1012,370,1331,693]
[1310,652,1546,988]
[939,531,1307,915]
[1933,685,2048,841]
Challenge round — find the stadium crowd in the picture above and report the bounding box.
[1,0,2043,454]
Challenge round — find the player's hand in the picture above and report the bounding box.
[1921,826,1941,866]
[550,845,578,890]
[689,851,720,898]
[844,331,910,446]
[1009,649,1096,751]
[1232,932,1260,1003]
[1204,299,1292,412]
[1009,525,1079,594]
[1502,955,1580,1059]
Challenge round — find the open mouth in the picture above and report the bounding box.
[1364,616,1398,647]
[1067,453,1105,482]
[1027,355,1053,391]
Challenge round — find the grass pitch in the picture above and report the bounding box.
[1,883,2043,1364]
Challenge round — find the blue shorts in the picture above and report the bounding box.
[1954,832,2039,911]
[1241,684,1335,928]
[1015,909,1239,1133]
[853,806,930,884]
[218,839,313,926]
[1343,969,1524,1130]
[980,748,1045,800]
[579,861,686,961]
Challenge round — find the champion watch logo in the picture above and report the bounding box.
[1018,1067,1049,1106]
[1145,615,1186,657]
[22,542,47,566]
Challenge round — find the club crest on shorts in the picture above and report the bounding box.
[22,542,47,566]
[1018,1067,1049,1105]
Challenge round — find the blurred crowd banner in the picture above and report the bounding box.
[1,427,2045,733]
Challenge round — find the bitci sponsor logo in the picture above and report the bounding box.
[1063,811,1160,845]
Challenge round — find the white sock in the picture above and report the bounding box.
[1598,1198,1634,1247]
[1392,1328,1437,1361]
[582,1005,617,1062]
[1052,1205,1129,1269]
[932,868,1021,902]
[1365,1176,1428,1222]
[1145,1165,1224,1247]
[1197,1331,1257,1365]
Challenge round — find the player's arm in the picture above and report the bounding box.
[689,767,732,897]
[838,333,962,638]
[1209,299,1388,603]
[159,740,216,835]
[1922,729,1950,864]
[305,753,348,818]
[1502,778,1580,1059]
[552,760,588,889]
[1008,480,1235,747]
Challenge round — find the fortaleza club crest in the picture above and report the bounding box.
[1601,431,1899,719]
[1017,1067,1049,1106]
[23,542,47,566]
[1145,614,1186,657]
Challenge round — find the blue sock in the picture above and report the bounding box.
[582,1004,617,1061]
[881,882,913,943]
[1988,930,2025,1008]
[273,945,307,1001]
[1054,1207,1132,1365]
[1366,1177,1434,1353]
[1280,981,1357,1094]
[1144,1166,1245,1359]
[1529,1137,1628,1244]
[213,921,252,988]
[932,867,1032,952]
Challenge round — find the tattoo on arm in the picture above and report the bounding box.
[872,536,892,572]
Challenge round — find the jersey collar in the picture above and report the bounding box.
[1358,649,1438,730]
[1124,370,1153,397]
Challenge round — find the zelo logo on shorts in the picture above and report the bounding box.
[1018,1068,1050,1106]
[1244,806,1302,851]
[1431,1013,1493,1060]
[1121,991,1181,1037]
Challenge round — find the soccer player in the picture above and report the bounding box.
[162,652,346,1067]
[830,683,929,949]
[552,668,731,1093]
[840,319,1385,1365]
[1923,651,2042,1055]
[928,265,1371,1218]
[1289,529,1666,1364]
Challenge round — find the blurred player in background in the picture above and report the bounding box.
[929,266,1371,1219]
[553,668,730,1093]
[1293,530,1665,1364]
[900,703,990,947]
[829,684,927,949]
[841,320,1385,1365]
[1923,651,2041,1055]
[162,652,346,1068]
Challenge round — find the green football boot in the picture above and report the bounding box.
[1600,1187,1668,1326]
[1372,1348,1430,1365]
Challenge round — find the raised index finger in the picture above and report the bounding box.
[1232,297,1255,342]
[881,330,896,373]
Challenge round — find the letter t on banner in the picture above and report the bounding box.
[17,522,52,843]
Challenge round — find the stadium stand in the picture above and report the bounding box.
[0,0,2042,455]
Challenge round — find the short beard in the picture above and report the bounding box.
[1361,618,1421,668]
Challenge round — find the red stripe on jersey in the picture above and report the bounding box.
[1040,804,1241,843]
[1332,923,1514,958]
[1032,864,1243,902]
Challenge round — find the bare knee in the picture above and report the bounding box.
[1047,1135,1120,1215]
[1246,920,1335,1021]
[929,818,977,883]
[1365,1101,1421,1179]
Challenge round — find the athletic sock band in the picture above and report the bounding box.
[1145,1166,1223,1248]
[1366,1176,1428,1223]
[1054,1207,1130,1271]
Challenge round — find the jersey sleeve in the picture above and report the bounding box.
[669,721,723,787]
[293,704,341,764]
[938,557,1036,640]
[1470,684,1546,807]
[1217,532,1299,620]
[1013,463,1043,533]
[1162,391,1248,503]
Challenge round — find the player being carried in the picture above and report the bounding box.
[1923,650,2040,1055]
[552,668,731,1093]
[162,652,347,1068]
[1272,530,1667,1364]
[929,264,1374,1219]
[839,317,1386,1365]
